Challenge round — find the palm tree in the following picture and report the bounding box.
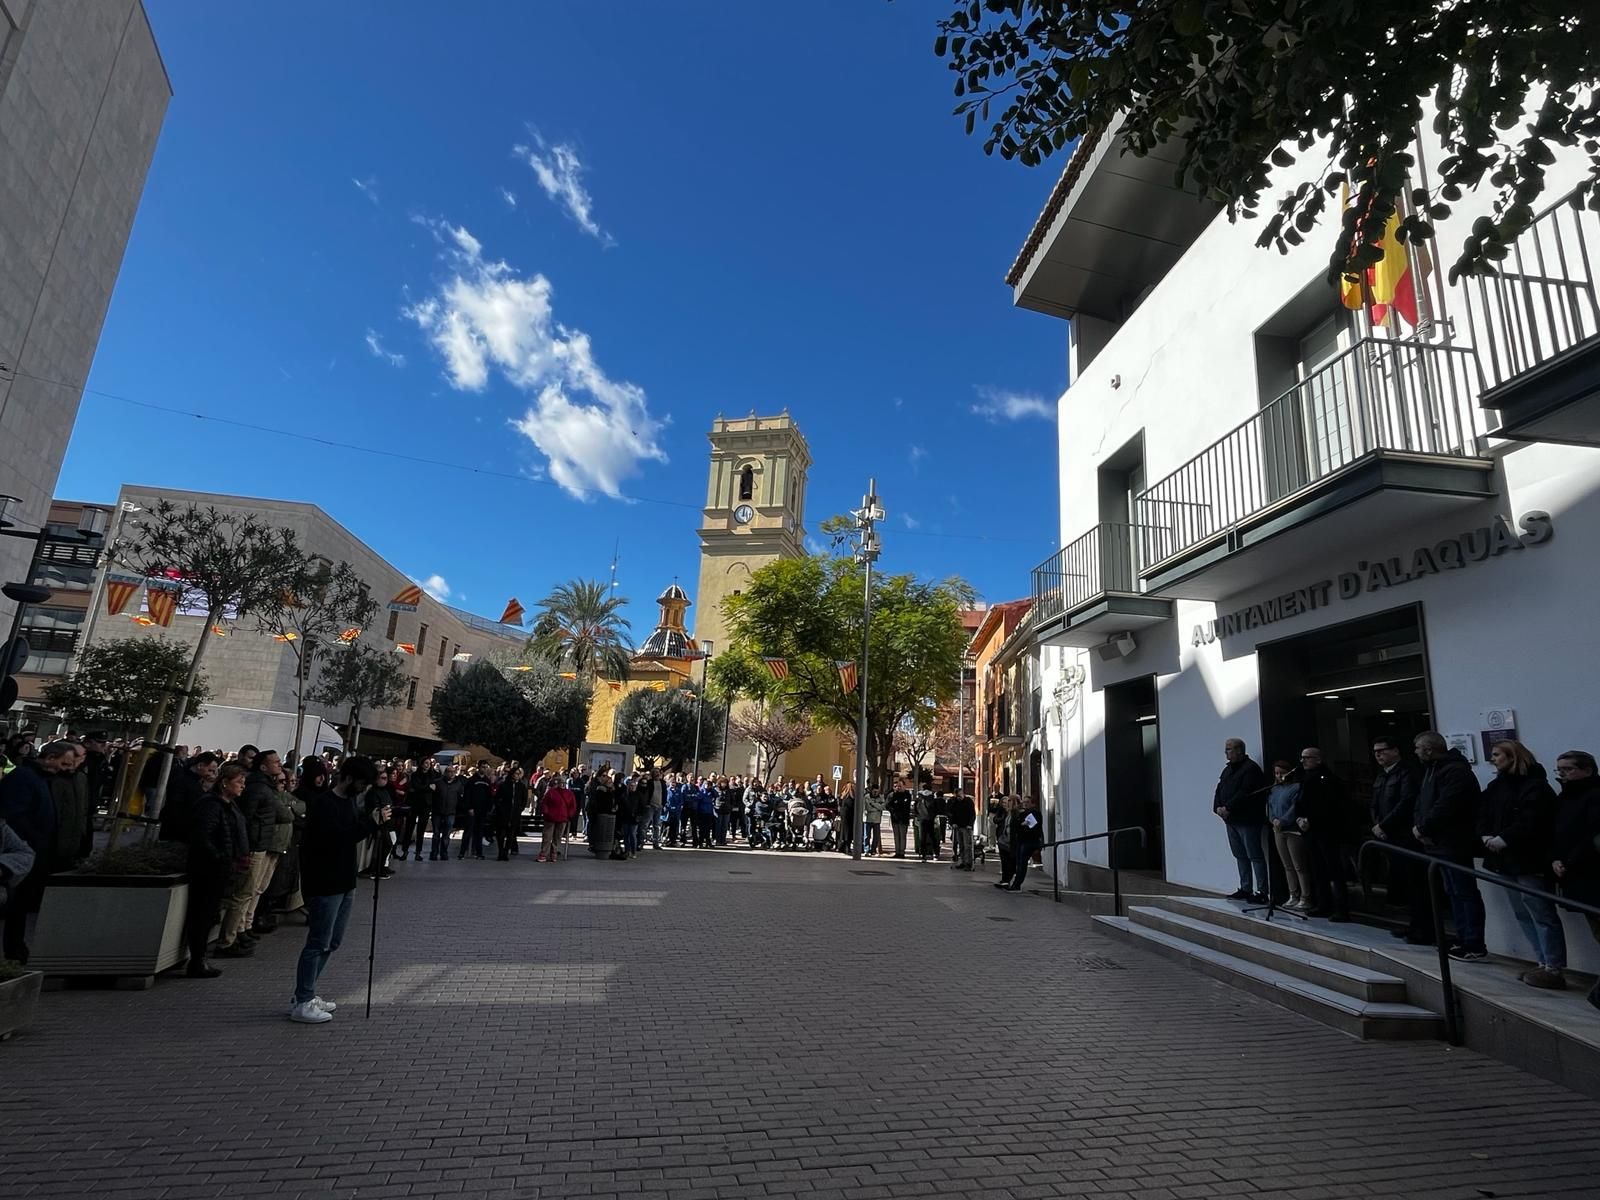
[529,579,634,681]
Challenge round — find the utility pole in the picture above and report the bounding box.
[72,499,139,676]
[850,480,883,863]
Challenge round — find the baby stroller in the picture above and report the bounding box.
[808,813,835,852]
[786,798,811,849]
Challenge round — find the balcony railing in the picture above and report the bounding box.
[1464,190,1600,389]
[1031,522,1142,625]
[1134,338,1485,571]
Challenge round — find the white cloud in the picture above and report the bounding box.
[514,134,610,242]
[805,535,828,556]
[353,176,379,204]
[417,574,452,602]
[364,329,406,368]
[899,512,921,530]
[971,385,1053,422]
[404,222,666,499]
[500,187,518,208]
[908,444,927,473]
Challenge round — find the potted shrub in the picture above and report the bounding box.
[0,958,43,1040]
[27,843,191,986]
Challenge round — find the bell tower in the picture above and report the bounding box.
[693,411,810,652]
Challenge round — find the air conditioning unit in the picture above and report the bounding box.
[1094,632,1137,661]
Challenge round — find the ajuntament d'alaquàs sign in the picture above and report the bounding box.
[1192,511,1552,648]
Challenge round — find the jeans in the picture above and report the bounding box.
[185,869,230,966]
[1441,861,1486,953]
[918,818,939,858]
[865,822,881,855]
[430,813,453,858]
[953,826,974,867]
[1011,843,1037,888]
[1500,872,1567,968]
[295,890,355,1005]
[667,809,684,844]
[459,812,485,857]
[620,819,639,854]
[714,811,730,845]
[1225,822,1268,893]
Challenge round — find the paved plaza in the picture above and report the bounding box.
[5,847,1599,1200]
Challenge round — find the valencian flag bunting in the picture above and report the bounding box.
[130,615,156,627]
[500,597,525,626]
[763,657,790,681]
[105,574,142,617]
[837,660,858,694]
[395,642,417,655]
[272,632,299,642]
[558,671,577,680]
[1339,190,1426,329]
[338,627,361,642]
[389,584,423,612]
[145,579,181,628]
[212,625,229,637]
[607,680,622,692]
[648,680,667,691]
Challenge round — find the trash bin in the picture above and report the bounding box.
[588,812,616,857]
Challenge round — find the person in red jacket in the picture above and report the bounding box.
[538,774,577,862]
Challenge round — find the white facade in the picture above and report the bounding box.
[1017,119,1600,970]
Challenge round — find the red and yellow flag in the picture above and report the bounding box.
[1341,192,1423,329]
[607,680,622,692]
[146,582,180,628]
[389,584,423,612]
[105,575,141,617]
[837,660,858,694]
[500,597,525,626]
[763,657,790,680]
[395,642,417,655]
[338,627,361,642]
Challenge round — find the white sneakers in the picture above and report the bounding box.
[312,996,337,1012]
[287,999,333,1024]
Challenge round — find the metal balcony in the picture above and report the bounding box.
[1031,522,1173,647]
[1134,338,1496,599]
[1466,190,1600,445]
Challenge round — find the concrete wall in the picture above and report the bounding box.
[0,1,167,634]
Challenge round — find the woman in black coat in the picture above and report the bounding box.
[1552,750,1600,1010]
[1480,740,1564,988]
[494,766,529,861]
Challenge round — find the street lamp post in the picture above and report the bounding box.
[851,480,883,863]
[71,500,139,677]
[690,638,713,771]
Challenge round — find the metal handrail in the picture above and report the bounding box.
[1134,337,1485,572]
[1464,189,1600,391]
[1031,522,1148,626]
[1035,825,1147,915]
[1357,839,1600,1046]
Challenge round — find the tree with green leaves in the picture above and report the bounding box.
[613,685,724,771]
[42,637,212,734]
[429,658,590,765]
[127,500,305,816]
[256,557,378,760]
[715,554,972,787]
[308,641,410,753]
[529,579,634,682]
[935,1,1599,281]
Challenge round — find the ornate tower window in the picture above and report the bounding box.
[739,464,754,501]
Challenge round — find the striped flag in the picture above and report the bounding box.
[106,574,142,617]
[211,625,229,637]
[389,584,423,612]
[500,597,525,626]
[395,642,417,655]
[130,615,156,627]
[146,581,180,628]
[648,680,667,692]
[837,660,858,694]
[607,680,622,692]
[338,627,361,642]
[763,657,790,681]
[558,671,577,680]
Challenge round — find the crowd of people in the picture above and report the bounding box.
[1214,730,1600,1008]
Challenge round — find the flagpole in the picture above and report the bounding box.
[851,480,883,864]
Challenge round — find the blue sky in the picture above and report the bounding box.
[60,1,1066,633]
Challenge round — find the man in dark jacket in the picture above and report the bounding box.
[948,792,977,870]
[400,761,439,861]
[432,764,462,861]
[159,753,220,842]
[289,755,385,1024]
[1215,738,1269,900]
[915,785,939,862]
[1413,731,1486,958]
[460,764,493,859]
[48,743,93,868]
[1004,794,1044,891]
[184,763,251,978]
[216,752,286,957]
[888,786,912,858]
[1552,751,1600,1011]
[0,742,72,963]
[1369,736,1430,942]
[1296,747,1350,921]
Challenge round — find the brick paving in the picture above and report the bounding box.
[5,844,1599,1200]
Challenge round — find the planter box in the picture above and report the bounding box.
[28,872,190,981]
[0,970,43,1039]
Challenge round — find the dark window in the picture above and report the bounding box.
[739,465,754,501]
[431,686,443,707]
[386,610,399,640]
[406,679,417,710]
[418,623,429,659]
[437,639,448,666]
[452,642,460,661]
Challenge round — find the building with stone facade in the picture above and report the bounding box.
[89,485,525,758]
[0,1,168,640]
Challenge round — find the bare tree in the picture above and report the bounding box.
[729,707,813,783]
[930,698,975,785]
[893,708,935,788]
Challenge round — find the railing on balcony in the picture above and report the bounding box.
[1031,522,1142,625]
[1133,338,1485,571]
[1464,189,1600,389]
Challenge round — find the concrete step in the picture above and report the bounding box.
[1127,906,1411,1003]
[1151,896,1403,969]
[1093,915,1443,1041]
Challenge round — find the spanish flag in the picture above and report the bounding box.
[1341,191,1423,329]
